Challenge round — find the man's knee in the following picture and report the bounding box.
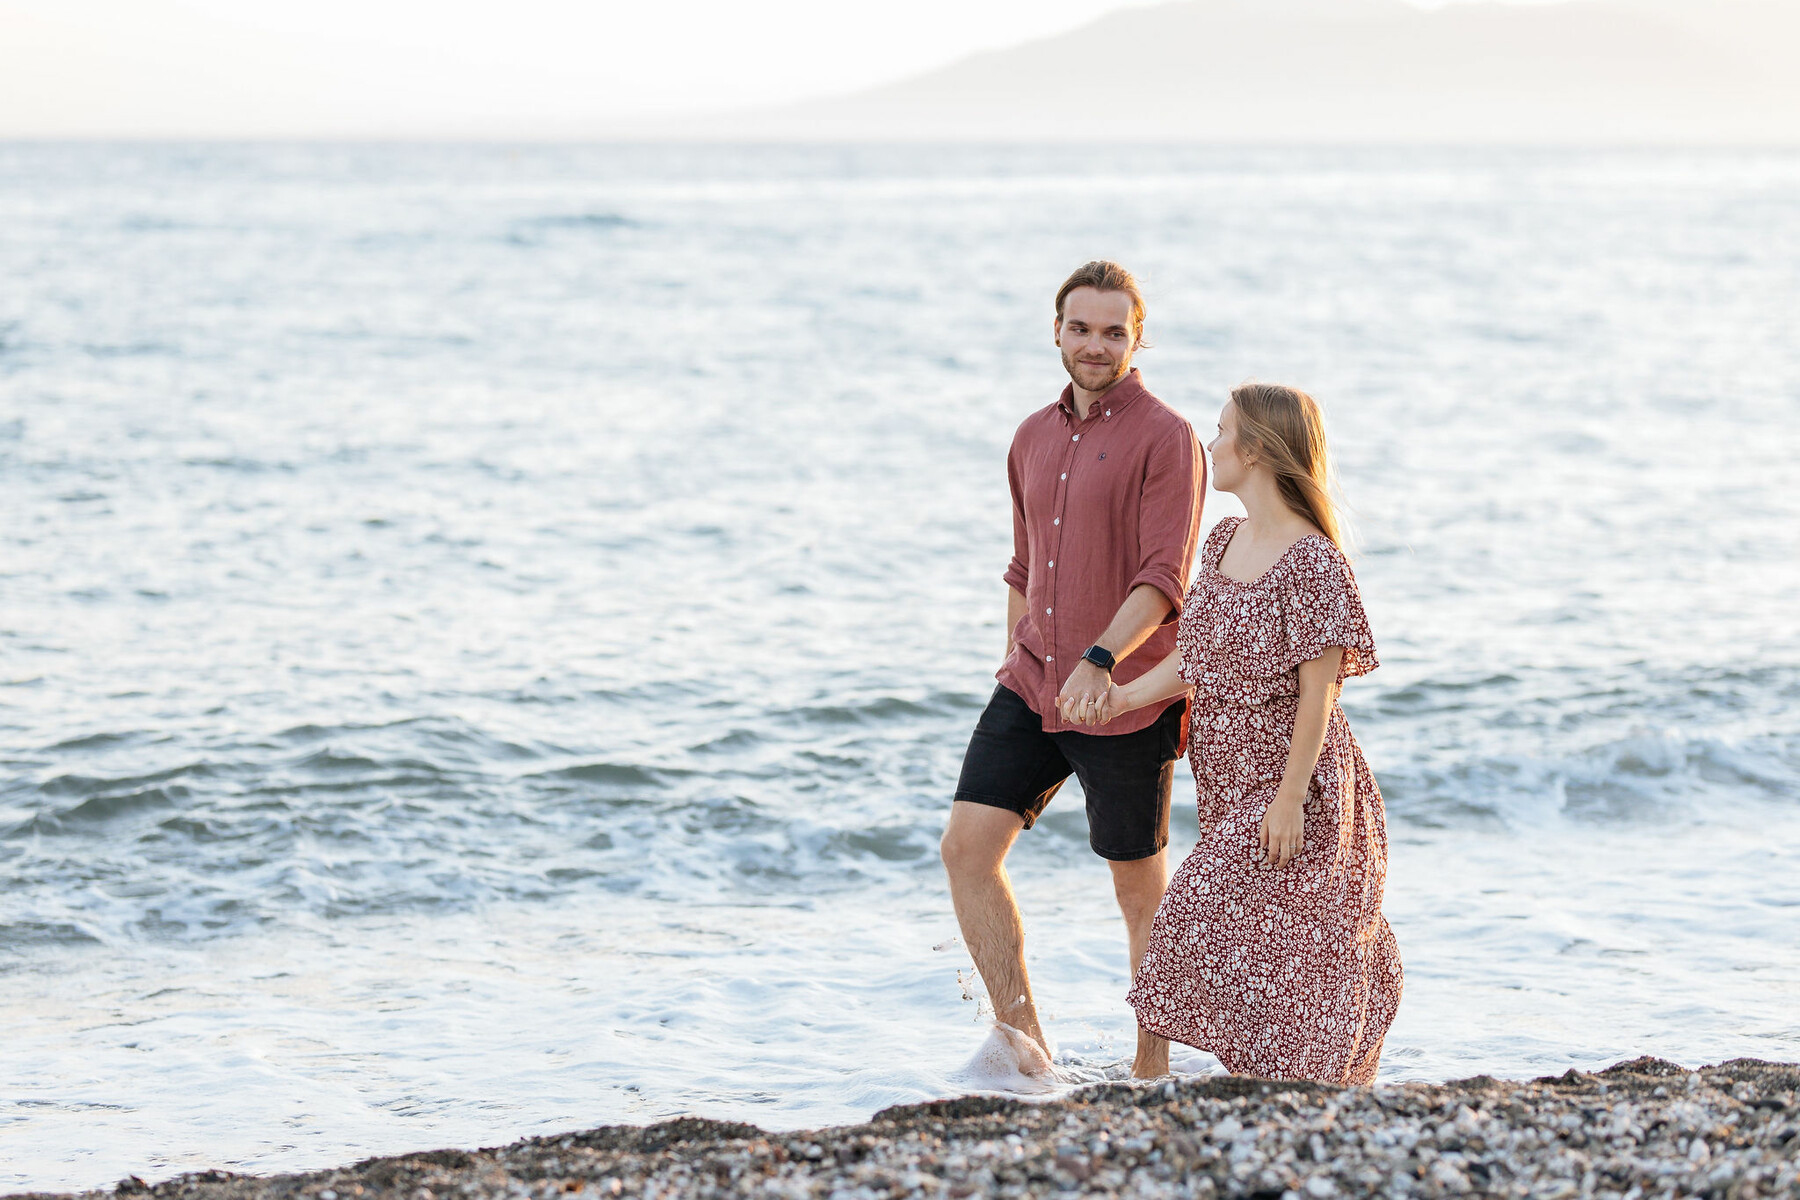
[1109,856,1169,918]
[941,802,1020,879]
[939,825,995,879]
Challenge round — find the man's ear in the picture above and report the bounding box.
[1052,317,1062,346]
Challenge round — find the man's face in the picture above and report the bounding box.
[1055,287,1138,394]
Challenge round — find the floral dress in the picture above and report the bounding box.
[1127,517,1403,1085]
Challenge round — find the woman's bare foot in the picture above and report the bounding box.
[1131,1028,1170,1079]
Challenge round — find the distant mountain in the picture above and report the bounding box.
[670,0,1800,143]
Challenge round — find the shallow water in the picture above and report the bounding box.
[1,143,1797,1193]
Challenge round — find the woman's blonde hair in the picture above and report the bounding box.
[1230,382,1344,549]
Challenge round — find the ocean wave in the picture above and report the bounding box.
[1382,728,1798,831]
[517,212,635,231]
[0,737,1781,950]
[505,212,636,245]
[0,919,101,952]
[43,731,148,752]
[777,692,981,728]
[530,761,672,788]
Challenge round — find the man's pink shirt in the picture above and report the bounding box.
[997,368,1205,736]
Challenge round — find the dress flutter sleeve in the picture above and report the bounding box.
[1280,539,1378,684]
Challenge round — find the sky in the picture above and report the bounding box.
[2,0,1160,135]
[0,0,1547,137]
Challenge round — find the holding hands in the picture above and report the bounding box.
[1060,680,1125,726]
[1057,659,1127,727]
[1051,620,1194,731]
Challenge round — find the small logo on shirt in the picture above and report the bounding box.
[1097,451,1107,461]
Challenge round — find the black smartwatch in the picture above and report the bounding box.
[1081,644,1116,673]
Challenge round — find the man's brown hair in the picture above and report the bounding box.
[1054,260,1149,348]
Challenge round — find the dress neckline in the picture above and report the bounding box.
[1209,517,1328,587]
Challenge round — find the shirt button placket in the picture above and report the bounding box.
[1048,421,1083,716]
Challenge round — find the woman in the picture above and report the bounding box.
[1062,383,1402,1084]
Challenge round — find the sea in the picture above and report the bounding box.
[2,143,1797,1193]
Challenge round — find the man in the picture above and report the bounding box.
[940,260,1204,1080]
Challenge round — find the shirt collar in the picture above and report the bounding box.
[1057,367,1148,424]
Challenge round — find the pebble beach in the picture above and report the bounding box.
[13,1058,1795,1200]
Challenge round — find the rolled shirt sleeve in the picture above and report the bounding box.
[1002,440,1030,595]
[1128,422,1205,624]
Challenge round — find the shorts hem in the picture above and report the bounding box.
[1090,839,1168,863]
[952,791,1034,826]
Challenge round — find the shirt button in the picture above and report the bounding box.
[1048,560,1054,568]
[1053,518,1060,526]
[1105,409,1111,417]
[1046,655,1054,662]
[1072,434,1080,442]
[1046,607,1053,615]
[1060,472,1067,480]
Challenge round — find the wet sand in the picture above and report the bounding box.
[9,1058,1796,1200]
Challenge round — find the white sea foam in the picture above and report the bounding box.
[947,1025,1064,1096]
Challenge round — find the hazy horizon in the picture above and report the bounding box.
[4,0,1797,143]
[14,0,1151,138]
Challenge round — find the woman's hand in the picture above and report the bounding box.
[1061,680,1127,726]
[1258,793,1305,868]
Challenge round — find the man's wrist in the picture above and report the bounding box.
[1080,644,1117,674]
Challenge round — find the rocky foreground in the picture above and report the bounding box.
[14,1059,1799,1200]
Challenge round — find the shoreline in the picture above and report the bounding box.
[8,1058,1795,1200]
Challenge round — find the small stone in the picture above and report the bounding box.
[1304,1174,1339,1197]
[1428,1160,1470,1194]
[1688,1138,1711,1163]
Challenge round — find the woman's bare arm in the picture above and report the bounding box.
[1260,648,1344,868]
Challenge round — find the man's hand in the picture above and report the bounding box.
[1057,660,1112,725]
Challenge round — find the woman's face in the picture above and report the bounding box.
[1207,400,1251,494]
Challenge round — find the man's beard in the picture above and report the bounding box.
[1061,344,1130,392]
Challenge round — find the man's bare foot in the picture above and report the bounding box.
[952,1024,1061,1094]
[995,1022,1057,1079]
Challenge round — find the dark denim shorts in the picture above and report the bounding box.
[953,684,1187,862]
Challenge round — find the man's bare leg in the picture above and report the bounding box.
[1110,849,1172,1078]
[940,801,1052,1072]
